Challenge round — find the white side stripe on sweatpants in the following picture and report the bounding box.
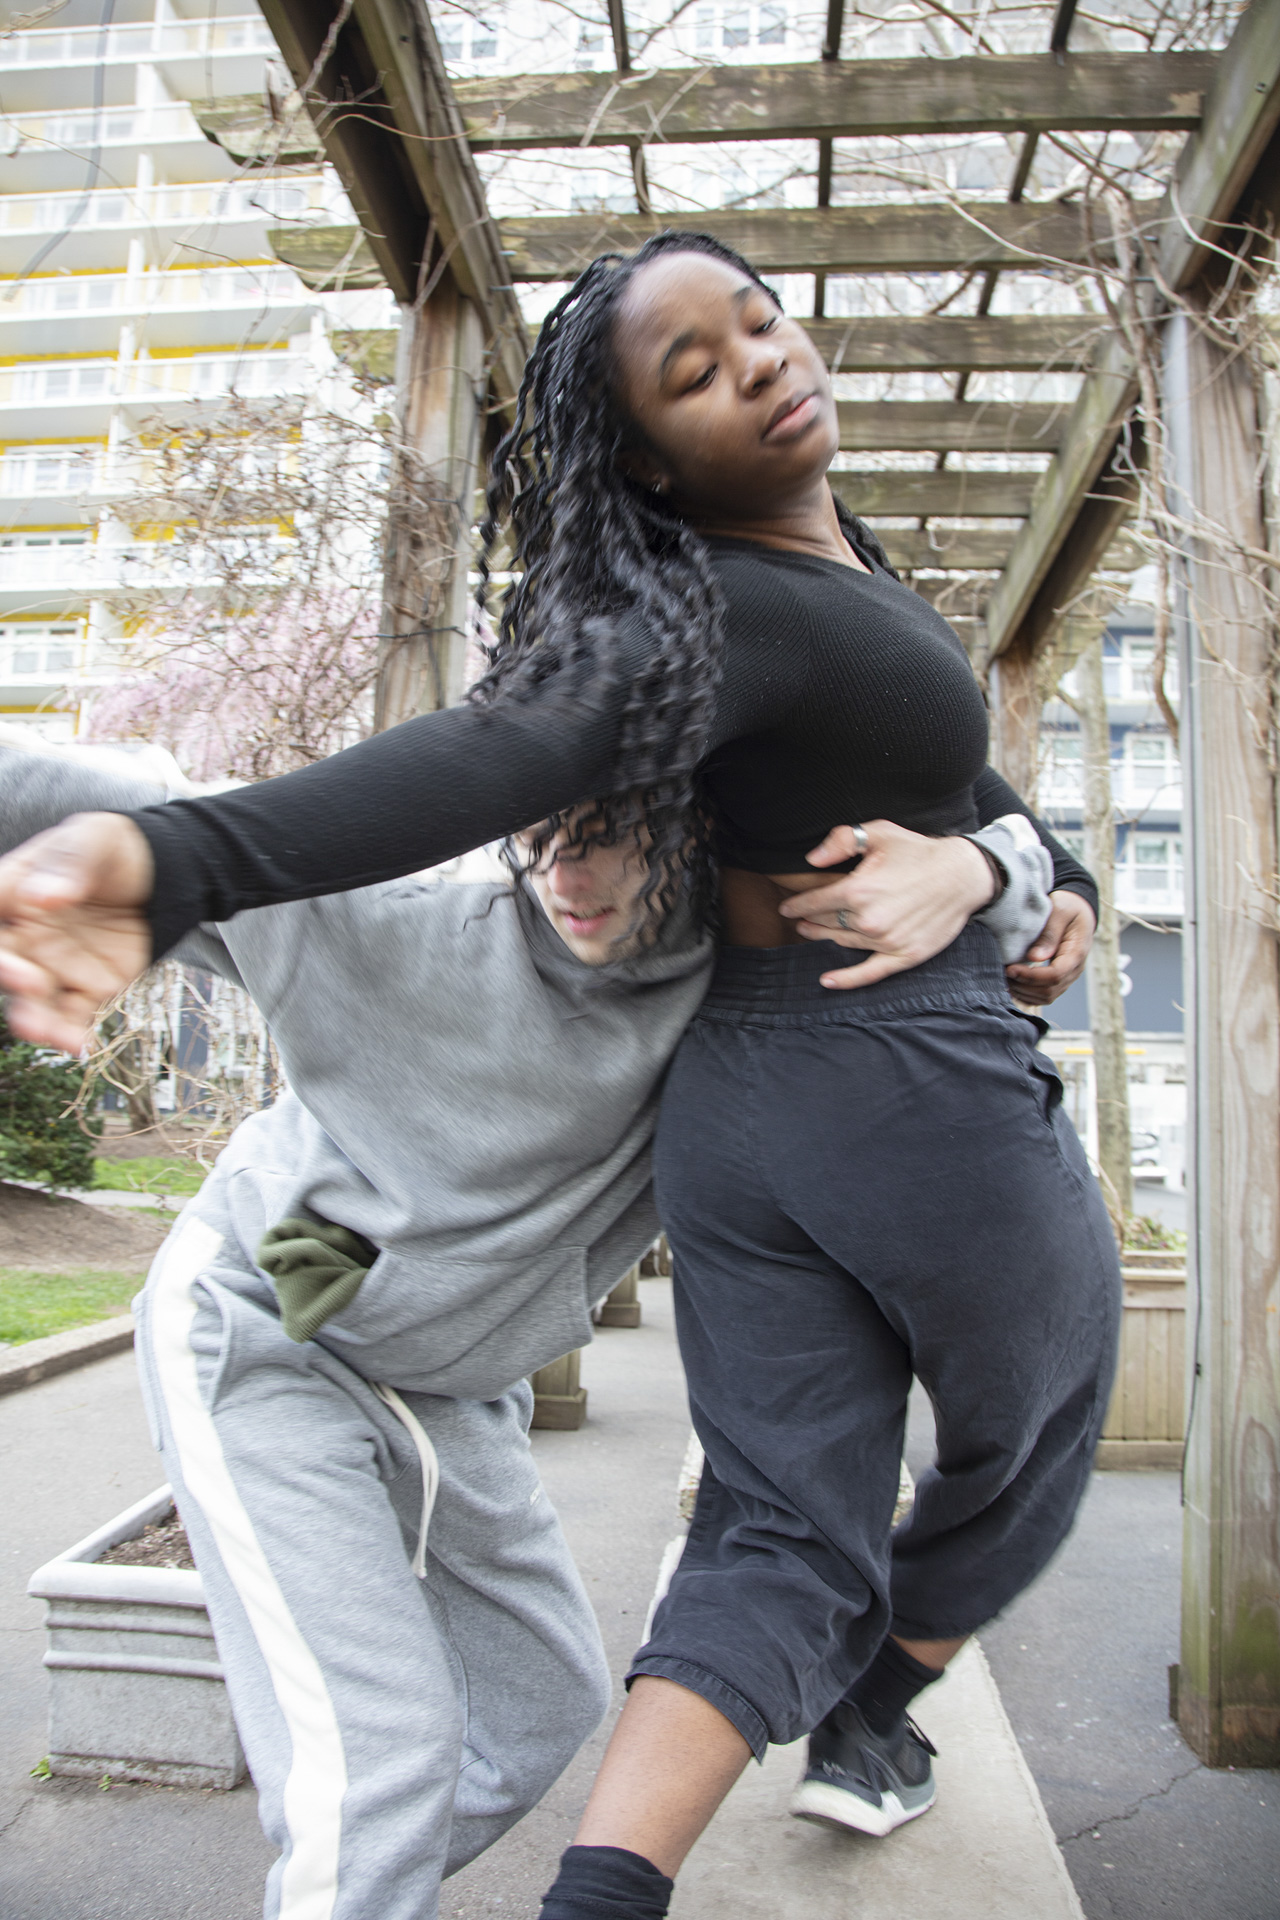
[150,1214,348,1920]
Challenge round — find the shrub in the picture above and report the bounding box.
[0,1022,100,1189]
[1123,1211,1187,1253]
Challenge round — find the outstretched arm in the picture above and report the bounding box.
[0,656,632,1047]
[0,750,246,1044]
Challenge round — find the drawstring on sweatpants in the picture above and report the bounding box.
[373,1382,440,1578]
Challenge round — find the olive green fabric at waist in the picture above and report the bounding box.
[258,1216,378,1344]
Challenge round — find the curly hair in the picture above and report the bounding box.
[469,229,896,933]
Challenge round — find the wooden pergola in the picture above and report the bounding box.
[215,0,1280,1770]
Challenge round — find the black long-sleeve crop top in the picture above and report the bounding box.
[131,532,1096,958]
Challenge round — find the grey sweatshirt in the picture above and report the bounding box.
[0,743,715,1394]
[0,743,1049,1398]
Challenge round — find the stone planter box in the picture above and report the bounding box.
[27,1484,246,1789]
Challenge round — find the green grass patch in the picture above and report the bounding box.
[0,1269,143,1346]
[93,1155,207,1198]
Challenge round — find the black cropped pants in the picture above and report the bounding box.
[630,926,1121,1758]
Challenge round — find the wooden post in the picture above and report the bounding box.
[375,273,486,730]
[530,1350,588,1431]
[988,638,1041,806]
[1163,307,1280,1768]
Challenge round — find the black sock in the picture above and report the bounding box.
[843,1638,942,1738]
[539,1844,674,1920]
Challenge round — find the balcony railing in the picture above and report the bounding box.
[0,177,345,236]
[0,537,299,590]
[1039,769,1183,812]
[0,267,306,320]
[0,104,198,148]
[0,17,274,67]
[0,450,104,494]
[0,351,306,408]
[0,636,82,676]
[1116,874,1184,916]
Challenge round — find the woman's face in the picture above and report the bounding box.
[611,251,839,520]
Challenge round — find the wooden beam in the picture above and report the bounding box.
[257,0,526,406]
[332,327,398,382]
[804,314,1098,372]
[984,329,1139,658]
[194,94,324,166]
[528,312,1101,370]
[877,526,1143,573]
[350,0,526,397]
[1166,304,1280,1769]
[837,399,1062,454]
[268,224,385,289]
[905,576,993,618]
[457,52,1214,151]
[876,529,1015,571]
[607,0,631,73]
[1009,433,1143,657]
[985,0,1280,670]
[1158,0,1280,291]
[499,201,1106,280]
[830,470,1035,517]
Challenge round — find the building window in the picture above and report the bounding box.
[1120,633,1179,702]
[1042,731,1083,801]
[1,623,83,677]
[758,4,787,42]
[1126,732,1175,792]
[1117,832,1183,910]
[696,5,716,48]
[723,8,750,47]
[1131,835,1181,894]
[471,21,498,58]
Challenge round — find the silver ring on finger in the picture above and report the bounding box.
[849,823,869,857]
[837,908,854,932]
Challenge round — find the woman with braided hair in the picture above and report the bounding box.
[0,233,1117,1919]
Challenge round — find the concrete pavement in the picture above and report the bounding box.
[671,1643,1083,1919]
[5,1280,1265,1919]
[2,1280,1084,1920]
[0,1339,272,1919]
[982,1472,1280,1920]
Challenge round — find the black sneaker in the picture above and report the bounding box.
[790,1702,937,1838]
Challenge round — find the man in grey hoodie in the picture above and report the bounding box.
[1,741,1057,1920]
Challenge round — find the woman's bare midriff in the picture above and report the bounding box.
[720,866,834,947]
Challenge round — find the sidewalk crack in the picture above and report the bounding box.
[1058,1762,1203,1844]
[0,1795,34,1843]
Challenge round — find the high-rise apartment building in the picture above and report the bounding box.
[0,0,389,744]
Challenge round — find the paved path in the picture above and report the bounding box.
[0,1282,1135,1920]
[0,1339,272,1919]
[982,1471,1279,1920]
[672,1642,1082,1919]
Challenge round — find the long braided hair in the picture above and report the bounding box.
[469,230,896,933]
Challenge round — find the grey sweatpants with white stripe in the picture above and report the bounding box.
[133,1192,611,1920]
